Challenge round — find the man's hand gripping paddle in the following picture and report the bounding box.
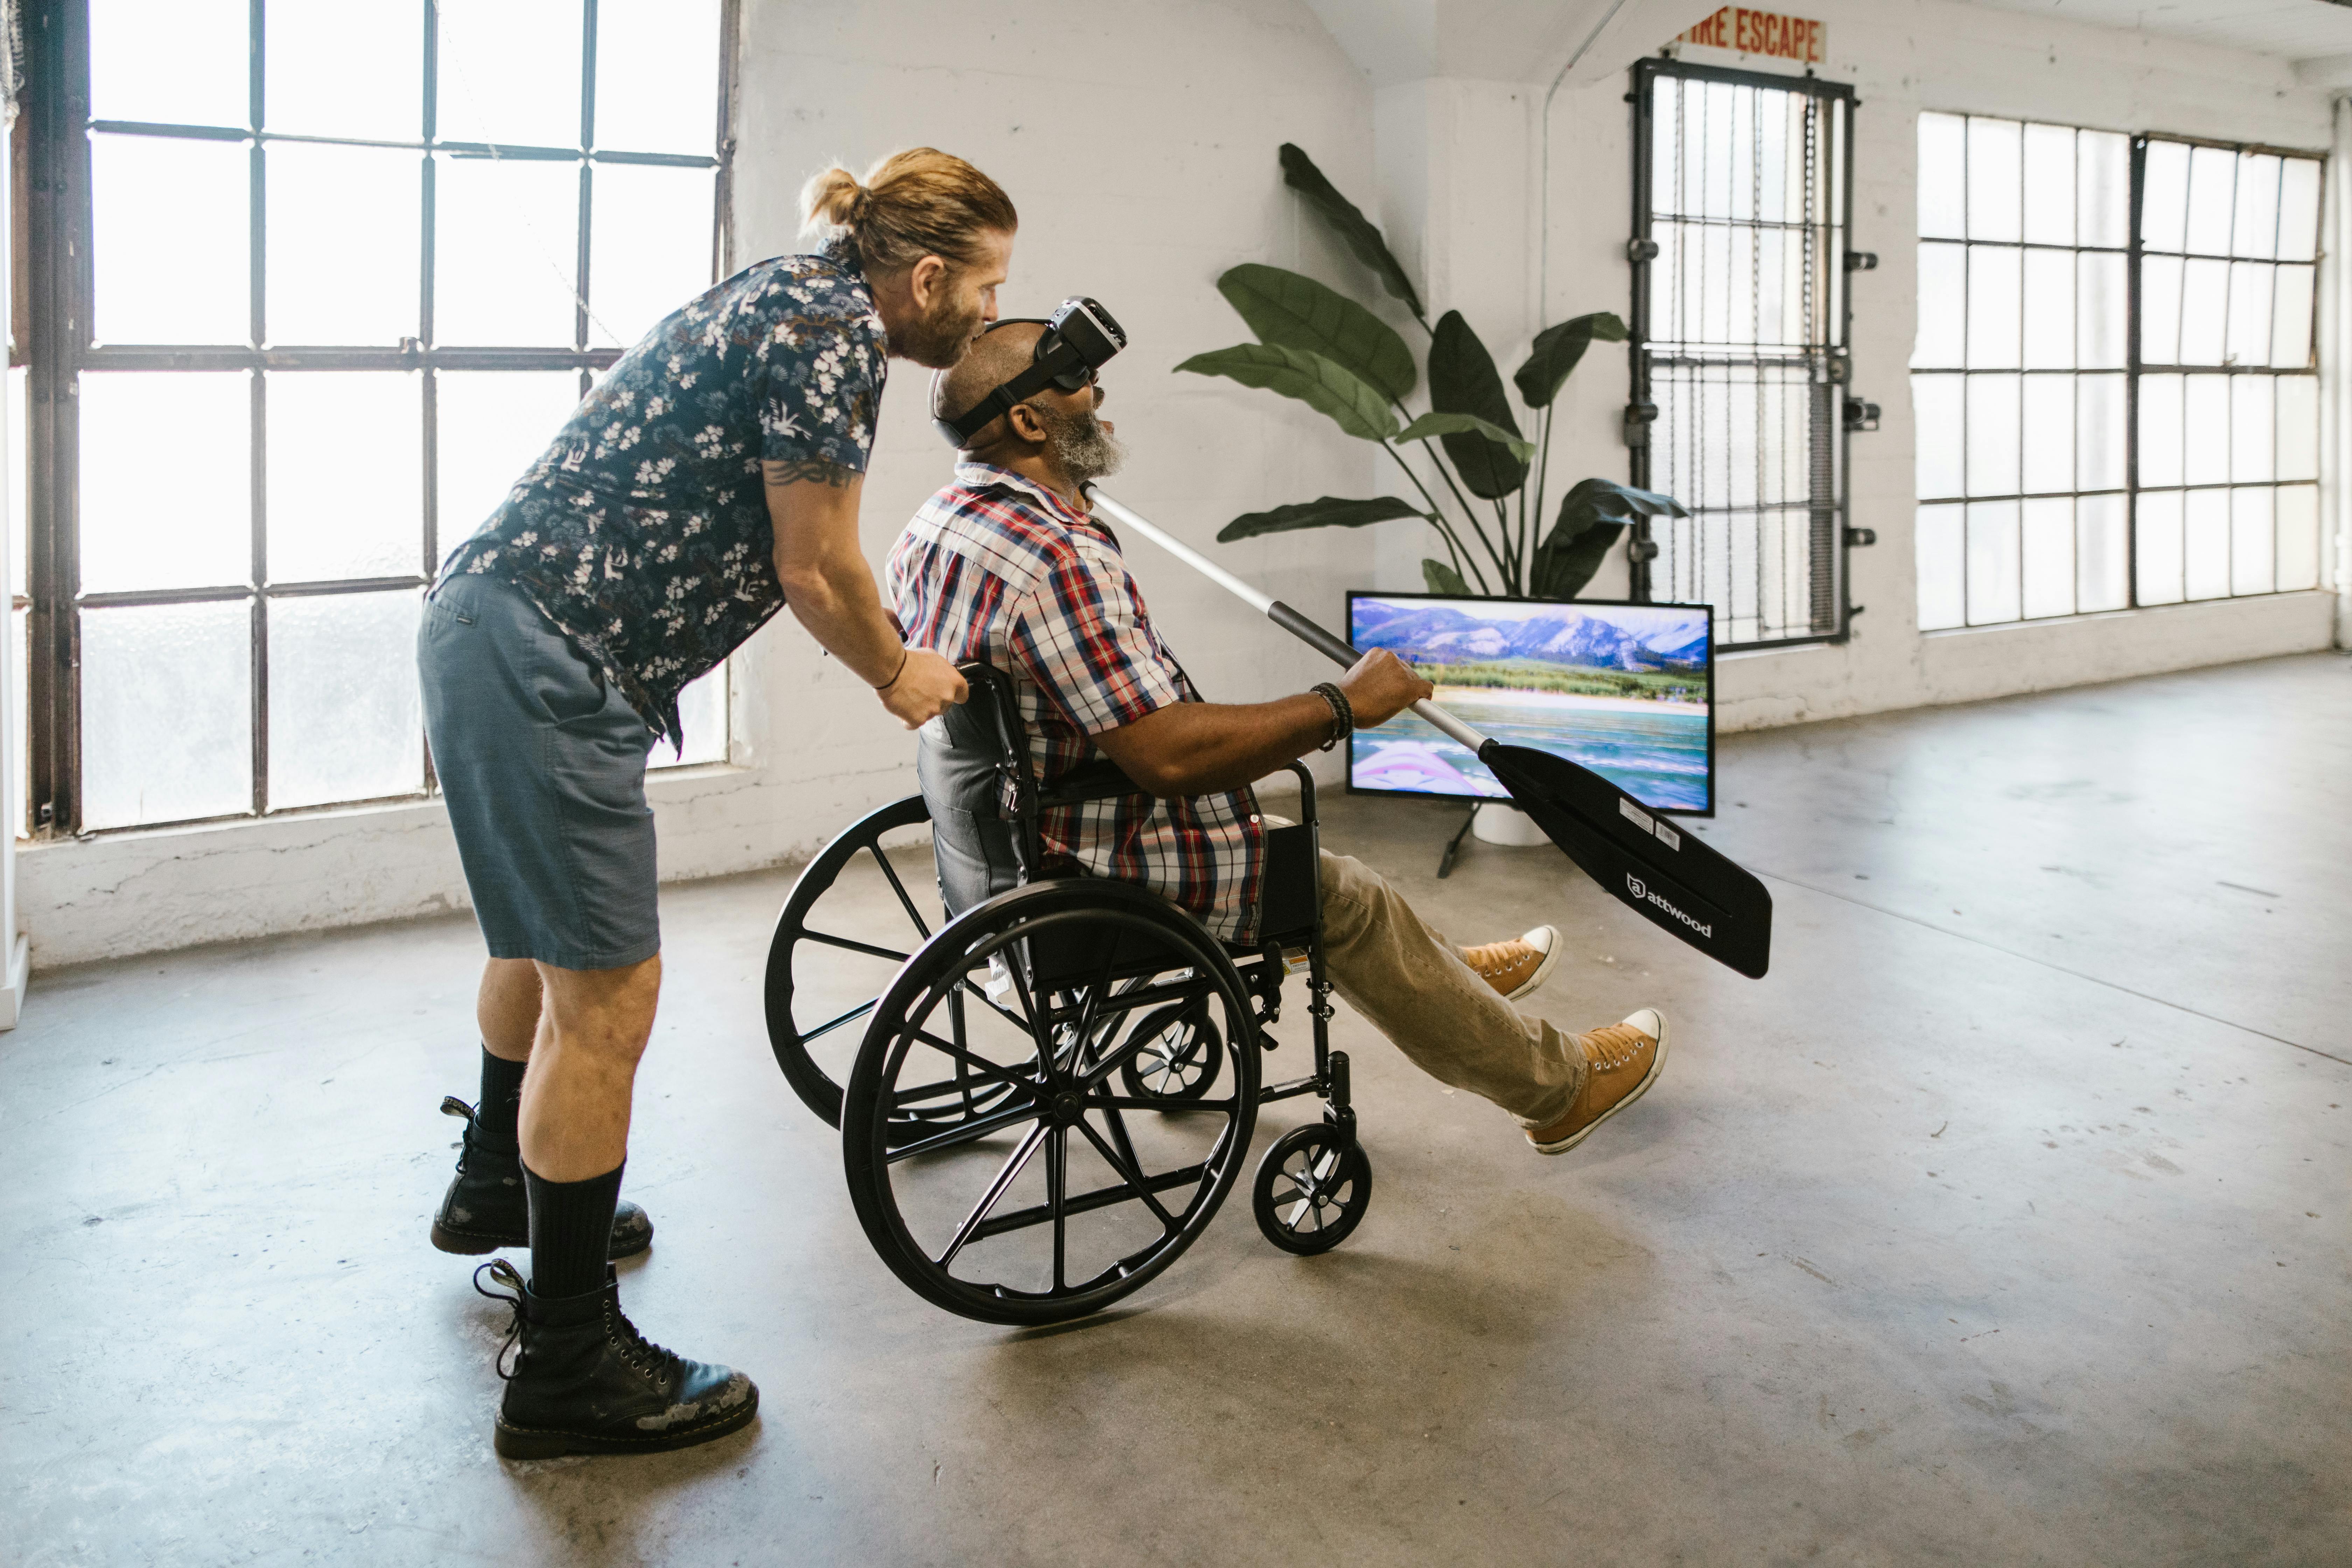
[1087,487,1773,979]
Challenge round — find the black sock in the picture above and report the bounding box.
[476,1047,528,1155]
[525,1162,622,1299]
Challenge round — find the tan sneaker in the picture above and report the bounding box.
[1525,1008,1668,1155]
[1461,925,1560,1001]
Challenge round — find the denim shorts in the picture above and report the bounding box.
[418,572,660,971]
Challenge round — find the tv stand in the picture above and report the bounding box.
[1436,802,1480,878]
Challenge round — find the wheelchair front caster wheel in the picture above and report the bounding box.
[1252,1124,1370,1255]
[1118,1002,1224,1104]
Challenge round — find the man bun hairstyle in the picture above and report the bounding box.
[798,148,1017,276]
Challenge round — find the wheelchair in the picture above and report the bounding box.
[763,663,1372,1325]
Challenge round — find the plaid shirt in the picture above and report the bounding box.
[889,463,1266,943]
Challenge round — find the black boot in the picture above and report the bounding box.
[430,1099,653,1260]
[475,1259,758,1459]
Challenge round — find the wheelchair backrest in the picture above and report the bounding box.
[917,663,1040,918]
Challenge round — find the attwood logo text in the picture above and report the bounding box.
[1626,873,1712,938]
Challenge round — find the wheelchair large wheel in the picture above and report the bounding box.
[766,794,980,1128]
[841,880,1262,1325]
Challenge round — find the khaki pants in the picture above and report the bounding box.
[1314,851,1584,1128]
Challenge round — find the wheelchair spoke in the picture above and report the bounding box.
[866,843,933,942]
[889,1074,1016,1113]
[802,928,912,965]
[1087,1093,1239,1113]
[906,1026,1041,1096]
[1048,1126,1068,1292]
[1071,1112,1179,1234]
[955,977,1036,1037]
[883,1096,1041,1163]
[933,1121,1051,1270]
[968,1163,1211,1242]
[800,996,880,1045]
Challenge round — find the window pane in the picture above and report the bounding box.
[2230,486,2274,597]
[435,371,583,540]
[90,0,247,127]
[1966,374,2020,497]
[1966,118,2022,243]
[2185,147,2236,255]
[2077,251,2125,368]
[1967,247,2020,369]
[265,1,421,140]
[267,144,422,346]
[2275,485,2320,592]
[80,371,250,594]
[2140,255,2182,365]
[1917,114,1966,240]
[2230,376,2274,484]
[587,164,716,349]
[2020,497,2074,619]
[2141,141,2190,253]
[2277,159,2322,262]
[2138,373,2183,489]
[2225,262,2274,369]
[80,599,252,829]
[1913,244,1965,368]
[2078,131,2129,249]
[2022,124,2073,245]
[7,368,25,600]
[664,663,727,767]
[2232,154,2280,260]
[434,155,582,346]
[2135,491,2184,605]
[1917,503,1966,630]
[2021,248,2073,369]
[2183,488,2230,600]
[593,0,721,154]
[2276,375,2319,482]
[2076,493,2128,612]
[2270,265,2314,369]
[12,607,26,837]
[2021,375,2072,494]
[267,373,423,582]
[436,0,583,148]
[2077,372,2126,492]
[2182,375,2229,487]
[267,591,424,809]
[2177,258,2227,365]
[1913,375,1964,500]
[1965,500,2022,624]
[91,134,249,346]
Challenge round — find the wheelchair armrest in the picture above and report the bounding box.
[1035,757,1146,810]
[1281,760,1320,825]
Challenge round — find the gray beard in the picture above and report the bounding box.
[1035,402,1127,483]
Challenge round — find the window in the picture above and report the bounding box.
[1631,59,1858,648]
[1912,114,2324,630]
[18,0,733,836]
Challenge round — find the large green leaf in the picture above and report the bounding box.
[1217,495,1423,542]
[1218,264,1417,402]
[1175,343,1399,442]
[1278,144,1425,320]
[1428,311,1529,498]
[1513,311,1628,408]
[1393,411,1535,462]
[1422,558,1469,595]
[1530,477,1690,597]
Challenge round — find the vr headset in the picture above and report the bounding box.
[932,296,1126,448]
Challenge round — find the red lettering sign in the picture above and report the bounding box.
[1674,7,1825,66]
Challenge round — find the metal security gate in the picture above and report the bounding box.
[1630,58,1863,646]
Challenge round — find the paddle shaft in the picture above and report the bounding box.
[1087,488,1490,754]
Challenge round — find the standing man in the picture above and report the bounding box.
[418,149,1013,1460]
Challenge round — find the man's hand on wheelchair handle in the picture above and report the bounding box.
[1337,649,1434,729]
[879,648,969,729]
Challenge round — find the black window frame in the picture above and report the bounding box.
[19,0,738,837]
[1628,56,1862,650]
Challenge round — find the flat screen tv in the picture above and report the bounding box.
[1345,592,1715,816]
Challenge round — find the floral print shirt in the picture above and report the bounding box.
[436,242,888,745]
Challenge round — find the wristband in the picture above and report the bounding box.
[1310,682,1353,751]
[875,648,911,692]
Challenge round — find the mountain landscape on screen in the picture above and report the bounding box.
[1353,600,1707,674]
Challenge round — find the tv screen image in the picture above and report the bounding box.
[1345,592,1714,814]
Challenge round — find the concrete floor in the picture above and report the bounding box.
[5,651,2348,1567]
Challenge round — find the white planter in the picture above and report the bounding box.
[1470,803,1550,847]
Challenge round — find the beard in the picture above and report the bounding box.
[1034,400,1127,483]
[889,289,988,369]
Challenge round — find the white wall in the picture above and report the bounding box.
[1537,0,2345,731]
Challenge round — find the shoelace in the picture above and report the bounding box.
[1582,1023,1652,1073]
[1461,941,1532,978]
[472,1258,685,1385]
[474,1258,528,1381]
[441,1096,478,1172]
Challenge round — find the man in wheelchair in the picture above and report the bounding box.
[886,321,1668,1157]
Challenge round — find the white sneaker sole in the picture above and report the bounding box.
[1527,1011,1670,1156]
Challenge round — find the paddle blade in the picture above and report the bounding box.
[1479,742,1772,979]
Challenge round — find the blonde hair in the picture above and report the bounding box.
[799,148,1017,275]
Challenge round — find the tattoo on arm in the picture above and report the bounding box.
[762,457,857,490]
